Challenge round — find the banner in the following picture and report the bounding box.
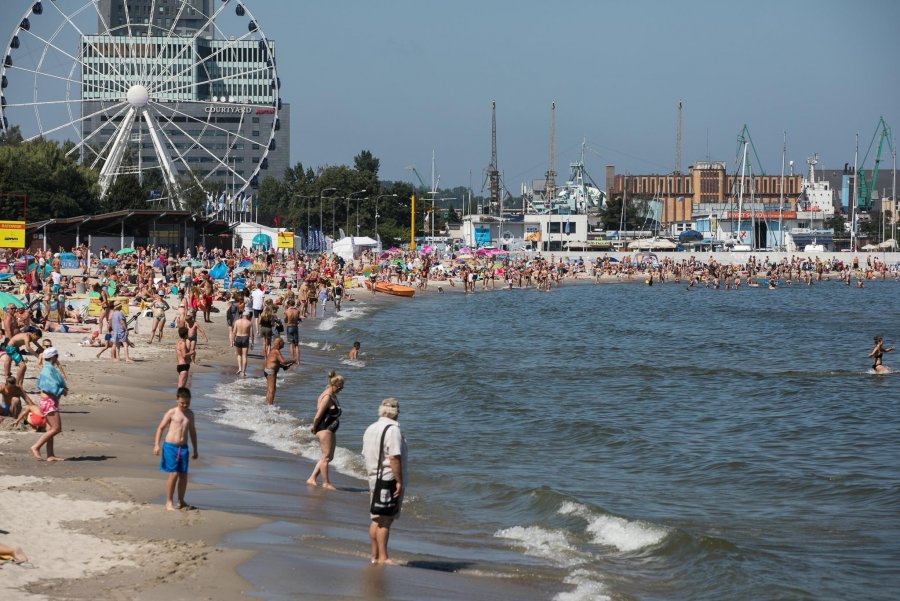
[277,231,294,249]
[0,221,26,248]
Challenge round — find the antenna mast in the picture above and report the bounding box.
[546,101,556,200]
[675,99,683,174]
[489,101,500,216]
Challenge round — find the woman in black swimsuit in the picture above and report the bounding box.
[868,336,895,374]
[307,370,344,490]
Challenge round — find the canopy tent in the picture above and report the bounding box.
[332,236,379,263]
[627,238,676,251]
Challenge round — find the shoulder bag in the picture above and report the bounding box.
[370,424,399,516]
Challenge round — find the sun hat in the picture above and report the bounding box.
[42,347,59,360]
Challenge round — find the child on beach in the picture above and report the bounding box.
[153,387,199,511]
[30,347,68,461]
[348,341,361,360]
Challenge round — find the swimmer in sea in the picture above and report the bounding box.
[348,341,360,360]
[868,336,894,374]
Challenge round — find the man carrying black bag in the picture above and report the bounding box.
[362,397,407,565]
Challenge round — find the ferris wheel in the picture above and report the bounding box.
[0,0,281,210]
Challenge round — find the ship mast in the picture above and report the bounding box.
[546,101,556,201]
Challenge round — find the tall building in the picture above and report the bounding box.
[97,0,213,38]
[607,162,802,227]
[82,0,289,197]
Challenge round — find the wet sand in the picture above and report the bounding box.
[0,287,561,600]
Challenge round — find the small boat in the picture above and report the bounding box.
[366,280,415,297]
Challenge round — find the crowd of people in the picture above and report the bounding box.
[3,242,898,566]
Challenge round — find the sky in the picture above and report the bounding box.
[2,0,899,192]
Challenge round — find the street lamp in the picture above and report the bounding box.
[345,189,366,238]
[375,194,397,242]
[319,187,337,236]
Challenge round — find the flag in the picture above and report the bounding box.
[273,215,281,227]
[241,194,250,213]
[217,193,225,211]
[564,217,571,234]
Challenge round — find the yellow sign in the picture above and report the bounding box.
[277,231,294,249]
[525,231,542,241]
[0,221,25,248]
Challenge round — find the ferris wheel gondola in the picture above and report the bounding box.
[0,0,281,211]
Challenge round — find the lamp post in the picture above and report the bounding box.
[345,189,367,238]
[375,194,397,242]
[319,187,337,237]
[294,195,315,251]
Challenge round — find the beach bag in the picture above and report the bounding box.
[370,425,399,516]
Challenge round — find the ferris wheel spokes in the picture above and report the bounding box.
[48,0,131,90]
[97,105,137,197]
[142,1,231,92]
[141,108,185,210]
[68,101,131,162]
[148,100,249,186]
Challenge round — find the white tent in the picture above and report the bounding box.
[331,236,379,262]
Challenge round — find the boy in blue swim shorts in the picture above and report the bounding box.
[153,387,198,511]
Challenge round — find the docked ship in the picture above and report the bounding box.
[523,143,606,215]
[788,155,835,252]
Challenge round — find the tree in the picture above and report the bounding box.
[825,214,848,238]
[353,150,380,177]
[598,194,642,231]
[0,135,98,221]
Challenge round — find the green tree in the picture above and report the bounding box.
[599,194,643,231]
[0,135,98,221]
[353,150,380,177]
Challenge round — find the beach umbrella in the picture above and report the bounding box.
[116,247,136,255]
[387,247,400,253]
[378,252,391,259]
[100,258,118,267]
[0,292,25,308]
[678,230,703,243]
[247,263,268,273]
[475,248,490,256]
[181,259,202,267]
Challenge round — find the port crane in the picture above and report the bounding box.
[857,116,894,210]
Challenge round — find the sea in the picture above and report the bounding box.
[191,278,900,600]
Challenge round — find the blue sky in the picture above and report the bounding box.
[3,0,899,190]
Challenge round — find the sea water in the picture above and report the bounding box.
[202,280,900,600]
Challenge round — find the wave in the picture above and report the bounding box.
[555,569,612,601]
[340,358,366,368]
[317,306,370,331]
[559,501,670,553]
[206,377,366,480]
[493,525,586,567]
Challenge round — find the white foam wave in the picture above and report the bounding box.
[554,569,611,601]
[494,526,583,567]
[300,341,319,349]
[340,358,366,368]
[207,378,366,479]
[317,306,370,331]
[559,501,669,552]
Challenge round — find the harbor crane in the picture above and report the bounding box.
[857,116,894,210]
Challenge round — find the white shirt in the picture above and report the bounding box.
[250,288,265,311]
[362,417,407,484]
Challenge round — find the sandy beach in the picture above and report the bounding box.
[0,284,561,601]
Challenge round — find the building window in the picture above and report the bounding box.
[252,117,260,123]
[252,130,260,137]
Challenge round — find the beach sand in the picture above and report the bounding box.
[1,289,561,600]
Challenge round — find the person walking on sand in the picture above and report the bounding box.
[153,387,198,511]
[283,299,301,368]
[362,398,407,564]
[30,347,68,462]
[307,370,344,490]
[175,326,195,388]
[232,310,252,376]
[264,337,294,405]
[868,335,895,374]
[109,303,132,362]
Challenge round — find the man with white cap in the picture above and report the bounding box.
[362,397,408,564]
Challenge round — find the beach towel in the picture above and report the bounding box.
[37,364,67,398]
